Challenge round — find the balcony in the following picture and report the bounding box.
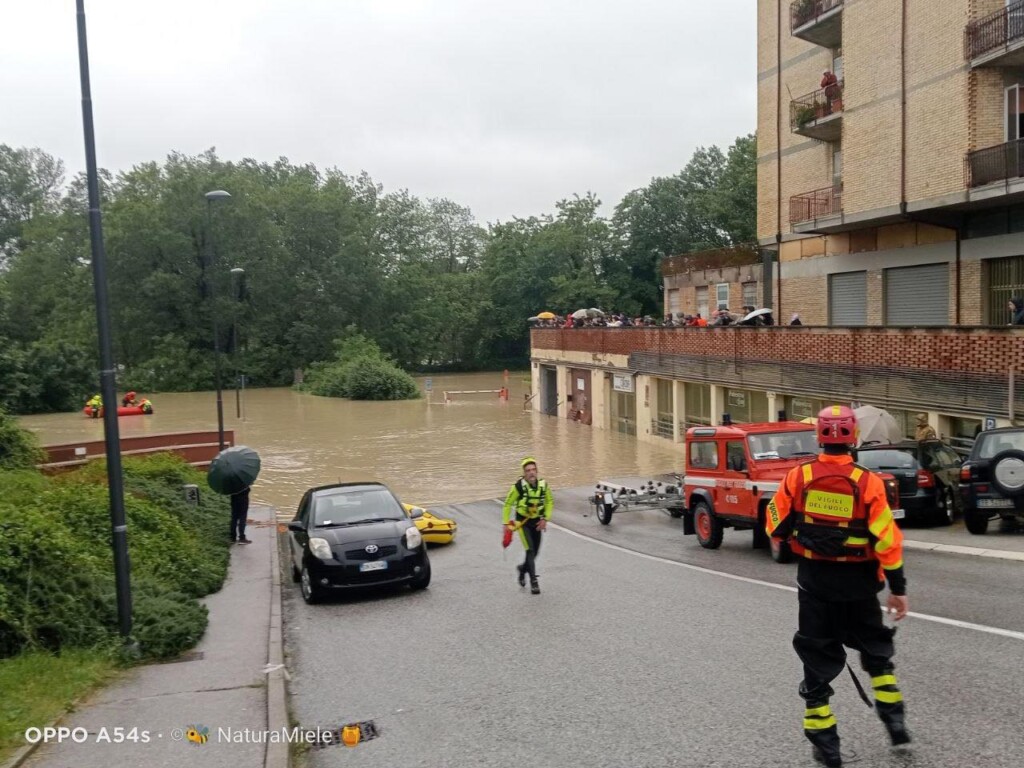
[790,82,843,142]
[966,1,1024,67]
[790,0,843,48]
[661,246,758,277]
[789,185,842,228]
[966,138,1024,190]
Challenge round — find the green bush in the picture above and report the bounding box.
[0,454,231,660]
[0,409,44,469]
[304,328,420,401]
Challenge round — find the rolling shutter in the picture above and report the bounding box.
[829,271,867,326]
[885,263,949,326]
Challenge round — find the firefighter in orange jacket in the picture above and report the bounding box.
[766,405,910,768]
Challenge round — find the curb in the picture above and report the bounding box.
[902,538,1024,562]
[265,516,289,768]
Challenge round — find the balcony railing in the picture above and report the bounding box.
[966,138,1024,188]
[791,81,843,140]
[789,186,842,225]
[966,0,1024,63]
[791,0,843,47]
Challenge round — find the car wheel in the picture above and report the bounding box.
[667,506,685,519]
[965,509,990,535]
[991,450,1024,497]
[934,486,956,527]
[770,536,794,563]
[410,562,431,590]
[596,503,614,525]
[693,501,723,549]
[300,564,323,604]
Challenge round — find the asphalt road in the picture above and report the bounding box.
[281,494,1024,768]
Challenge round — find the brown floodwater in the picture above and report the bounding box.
[17,373,680,514]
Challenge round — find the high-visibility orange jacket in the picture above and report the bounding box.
[766,453,905,593]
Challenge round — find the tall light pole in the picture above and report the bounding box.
[76,0,133,641]
[204,190,231,450]
[230,267,245,419]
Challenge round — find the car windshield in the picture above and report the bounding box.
[312,488,406,527]
[976,431,1024,459]
[747,431,818,460]
[857,449,918,470]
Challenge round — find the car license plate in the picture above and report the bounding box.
[359,561,388,572]
[892,508,905,520]
[978,498,1014,508]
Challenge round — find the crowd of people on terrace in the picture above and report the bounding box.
[530,306,803,329]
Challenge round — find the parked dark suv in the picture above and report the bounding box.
[855,441,962,526]
[959,427,1024,535]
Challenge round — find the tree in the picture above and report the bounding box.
[0,145,65,264]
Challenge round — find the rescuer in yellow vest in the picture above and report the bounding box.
[502,457,553,595]
[766,405,910,768]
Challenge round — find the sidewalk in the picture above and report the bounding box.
[8,505,287,768]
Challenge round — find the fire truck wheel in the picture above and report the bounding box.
[770,536,793,564]
[693,501,723,549]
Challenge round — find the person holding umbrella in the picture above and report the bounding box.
[207,445,262,545]
[502,457,553,594]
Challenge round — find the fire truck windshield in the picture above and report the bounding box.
[747,431,819,460]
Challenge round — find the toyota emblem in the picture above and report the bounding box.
[365,544,379,554]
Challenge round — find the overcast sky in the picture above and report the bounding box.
[1,0,755,224]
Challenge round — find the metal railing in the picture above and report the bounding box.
[789,185,842,224]
[791,0,843,33]
[966,138,1024,188]
[966,0,1024,60]
[651,418,675,439]
[791,81,844,130]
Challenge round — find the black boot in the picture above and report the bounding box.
[877,702,911,746]
[517,564,526,588]
[530,577,540,595]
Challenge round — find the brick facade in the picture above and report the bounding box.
[532,327,1024,377]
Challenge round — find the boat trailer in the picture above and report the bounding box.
[591,476,687,525]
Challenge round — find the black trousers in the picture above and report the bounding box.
[794,588,896,701]
[230,489,250,541]
[517,518,543,579]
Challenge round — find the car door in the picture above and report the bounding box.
[718,440,754,521]
[290,492,312,566]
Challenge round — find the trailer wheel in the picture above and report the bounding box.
[693,501,723,549]
[596,503,614,525]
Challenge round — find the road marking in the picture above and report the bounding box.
[902,539,1024,562]
[550,522,1024,643]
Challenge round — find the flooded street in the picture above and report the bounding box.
[17,372,679,513]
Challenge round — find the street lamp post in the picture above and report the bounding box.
[204,190,231,450]
[76,0,133,642]
[230,267,245,419]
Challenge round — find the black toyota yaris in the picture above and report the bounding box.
[288,482,431,604]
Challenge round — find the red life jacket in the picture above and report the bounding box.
[789,460,875,563]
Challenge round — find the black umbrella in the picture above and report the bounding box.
[207,445,261,496]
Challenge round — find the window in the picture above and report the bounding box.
[726,388,769,423]
[742,281,757,308]
[975,431,1024,459]
[313,487,405,527]
[1007,84,1024,142]
[689,441,719,470]
[716,283,730,310]
[696,286,709,319]
[786,396,824,422]
[667,288,680,316]
[856,449,918,471]
[726,442,748,472]
[685,383,712,427]
[949,416,982,440]
[986,255,1024,325]
[832,146,843,189]
[832,48,843,81]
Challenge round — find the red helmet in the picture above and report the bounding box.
[817,405,859,445]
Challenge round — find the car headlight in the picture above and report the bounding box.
[404,526,423,549]
[309,537,333,560]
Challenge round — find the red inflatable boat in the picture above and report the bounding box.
[82,405,152,417]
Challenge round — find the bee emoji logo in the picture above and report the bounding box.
[186,726,209,745]
[341,723,361,747]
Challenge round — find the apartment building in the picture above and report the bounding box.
[758,0,1024,326]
